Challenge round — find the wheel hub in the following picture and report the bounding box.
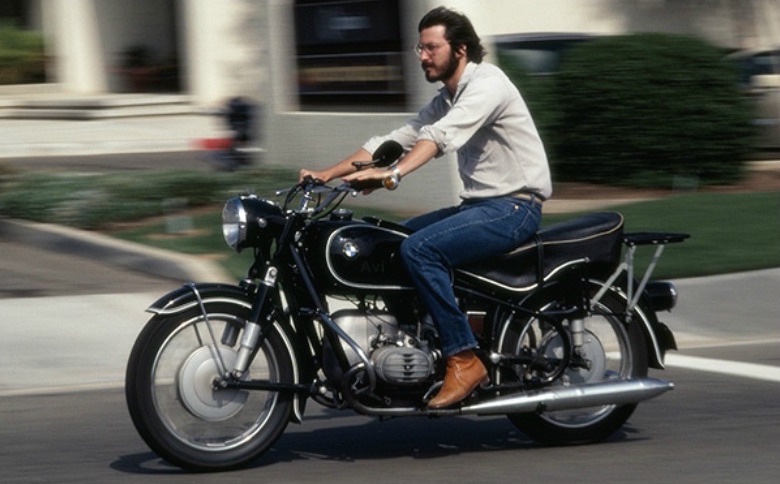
[540,330,607,384]
[177,345,248,421]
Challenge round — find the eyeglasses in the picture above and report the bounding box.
[414,42,445,56]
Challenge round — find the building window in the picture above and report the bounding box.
[294,0,405,111]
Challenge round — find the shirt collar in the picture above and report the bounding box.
[440,61,479,104]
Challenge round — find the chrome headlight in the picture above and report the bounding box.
[222,195,283,253]
[222,197,248,251]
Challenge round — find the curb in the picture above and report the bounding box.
[0,218,232,284]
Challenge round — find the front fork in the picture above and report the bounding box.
[188,266,279,380]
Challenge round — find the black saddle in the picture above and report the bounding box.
[457,212,624,292]
[363,212,624,293]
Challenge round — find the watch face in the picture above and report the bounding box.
[383,174,399,190]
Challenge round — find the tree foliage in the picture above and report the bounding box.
[552,33,754,186]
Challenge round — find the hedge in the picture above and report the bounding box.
[501,33,755,187]
[0,23,46,85]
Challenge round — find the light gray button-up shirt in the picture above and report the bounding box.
[363,61,552,200]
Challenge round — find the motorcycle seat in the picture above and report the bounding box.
[457,212,625,292]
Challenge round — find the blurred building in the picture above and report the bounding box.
[0,0,264,102]
[2,0,779,209]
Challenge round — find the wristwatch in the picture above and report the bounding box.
[383,166,402,191]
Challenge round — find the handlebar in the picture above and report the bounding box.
[283,141,403,212]
[278,176,381,216]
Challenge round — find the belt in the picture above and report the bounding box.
[510,191,544,205]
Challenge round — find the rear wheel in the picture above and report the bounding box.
[125,303,294,471]
[495,281,649,445]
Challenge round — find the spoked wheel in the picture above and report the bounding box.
[125,303,294,471]
[495,280,649,445]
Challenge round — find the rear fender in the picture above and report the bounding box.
[146,282,309,423]
[512,277,674,370]
[559,272,678,369]
[596,281,677,370]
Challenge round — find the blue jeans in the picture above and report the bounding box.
[400,196,542,357]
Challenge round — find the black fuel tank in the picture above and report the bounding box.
[304,220,414,294]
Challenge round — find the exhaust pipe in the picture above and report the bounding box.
[459,378,673,416]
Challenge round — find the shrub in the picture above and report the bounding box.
[0,168,295,229]
[552,33,754,187]
[0,23,46,85]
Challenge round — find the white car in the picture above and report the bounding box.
[728,48,780,151]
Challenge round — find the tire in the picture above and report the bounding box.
[496,280,649,445]
[125,303,294,471]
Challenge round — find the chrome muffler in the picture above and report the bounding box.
[459,378,673,416]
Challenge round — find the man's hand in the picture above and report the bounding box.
[342,167,388,195]
[298,169,329,183]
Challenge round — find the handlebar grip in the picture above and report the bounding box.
[347,178,384,191]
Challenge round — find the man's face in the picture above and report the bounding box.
[417,25,462,84]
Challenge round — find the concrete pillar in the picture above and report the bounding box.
[50,0,108,93]
[179,0,266,107]
[265,0,298,113]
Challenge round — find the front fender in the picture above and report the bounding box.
[146,282,309,423]
[147,283,251,315]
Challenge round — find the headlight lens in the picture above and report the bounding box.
[222,197,247,251]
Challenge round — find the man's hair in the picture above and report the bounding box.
[418,6,486,63]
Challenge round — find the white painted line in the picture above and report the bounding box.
[665,354,780,383]
[0,381,125,398]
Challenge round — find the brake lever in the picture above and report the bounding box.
[351,160,377,170]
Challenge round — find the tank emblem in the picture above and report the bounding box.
[342,241,360,259]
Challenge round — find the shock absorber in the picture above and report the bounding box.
[570,318,585,349]
[569,317,593,371]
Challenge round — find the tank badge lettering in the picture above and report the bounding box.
[361,261,386,274]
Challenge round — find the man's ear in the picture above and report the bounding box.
[454,43,467,59]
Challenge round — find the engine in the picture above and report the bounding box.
[323,309,438,385]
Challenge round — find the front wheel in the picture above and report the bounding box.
[125,303,294,471]
[495,280,649,445]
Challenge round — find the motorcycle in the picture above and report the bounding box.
[125,141,689,471]
[197,97,259,172]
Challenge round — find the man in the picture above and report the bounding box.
[299,6,552,408]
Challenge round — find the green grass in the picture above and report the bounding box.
[107,210,257,280]
[1,168,777,280]
[108,191,780,281]
[544,191,780,279]
[107,201,405,280]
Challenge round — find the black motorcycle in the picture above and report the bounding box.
[125,142,689,471]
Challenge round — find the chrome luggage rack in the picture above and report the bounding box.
[593,232,690,318]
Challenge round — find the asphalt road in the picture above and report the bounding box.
[0,239,173,298]
[1,357,779,484]
[1,241,779,482]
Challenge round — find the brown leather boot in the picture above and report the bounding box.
[428,349,488,409]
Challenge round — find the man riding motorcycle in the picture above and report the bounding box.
[300,6,552,409]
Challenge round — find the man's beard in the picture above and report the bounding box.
[424,50,460,83]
